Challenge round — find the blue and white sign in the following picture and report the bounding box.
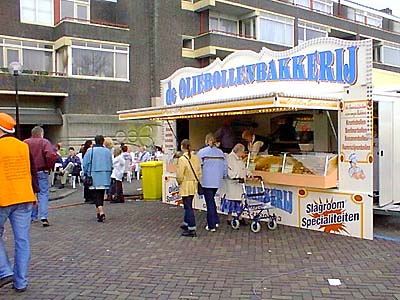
[161,38,371,106]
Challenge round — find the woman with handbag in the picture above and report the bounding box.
[197,133,227,232]
[83,135,113,222]
[176,139,201,237]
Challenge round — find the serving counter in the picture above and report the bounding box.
[252,152,338,189]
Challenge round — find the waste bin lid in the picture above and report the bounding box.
[140,161,163,167]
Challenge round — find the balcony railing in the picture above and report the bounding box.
[276,0,399,33]
[0,68,66,77]
[55,17,129,29]
[206,30,256,40]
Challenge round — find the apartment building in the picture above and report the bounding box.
[0,0,399,147]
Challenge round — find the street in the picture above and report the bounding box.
[1,186,399,300]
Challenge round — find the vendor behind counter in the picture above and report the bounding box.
[269,116,300,153]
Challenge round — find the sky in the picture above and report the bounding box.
[351,0,400,17]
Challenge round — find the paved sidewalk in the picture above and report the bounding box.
[1,183,399,300]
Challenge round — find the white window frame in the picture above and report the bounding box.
[298,21,328,43]
[293,0,332,14]
[69,39,129,81]
[257,12,294,47]
[312,0,333,14]
[382,42,400,68]
[209,13,239,35]
[20,0,54,27]
[347,8,383,28]
[0,37,54,72]
[182,36,194,50]
[60,0,91,21]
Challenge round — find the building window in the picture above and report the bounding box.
[182,37,194,50]
[347,8,382,28]
[69,40,129,80]
[239,18,256,38]
[20,0,53,26]
[382,43,400,67]
[392,21,400,34]
[312,0,333,14]
[258,13,294,47]
[298,21,327,43]
[0,38,53,73]
[294,0,333,14]
[209,14,238,35]
[61,0,90,21]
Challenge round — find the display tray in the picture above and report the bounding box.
[252,170,337,189]
[252,152,338,189]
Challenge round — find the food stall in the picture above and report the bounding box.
[118,37,376,239]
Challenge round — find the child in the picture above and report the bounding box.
[109,148,125,203]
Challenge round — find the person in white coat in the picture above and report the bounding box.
[109,148,125,203]
[220,143,250,226]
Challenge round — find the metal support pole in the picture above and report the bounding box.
[14,73,20,139]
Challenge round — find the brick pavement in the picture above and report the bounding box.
[0,185,399,300]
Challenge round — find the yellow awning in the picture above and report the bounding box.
[118,93,339,121]
[373,68,400,88]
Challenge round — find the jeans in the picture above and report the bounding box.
[203,188,220,230]
[0,203,32,289]
[182,195,196,230]
[31,171,50,221]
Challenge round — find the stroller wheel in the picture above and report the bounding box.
[250,221,261,233]
[267,219,278,230]
[231,219,240,230]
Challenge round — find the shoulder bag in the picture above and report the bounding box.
[184,155,204,195]
[83,149,94,187]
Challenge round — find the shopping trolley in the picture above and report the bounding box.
[229,176,277,233]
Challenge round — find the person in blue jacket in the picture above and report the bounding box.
[83,135,112,222]
[197,133,227,232]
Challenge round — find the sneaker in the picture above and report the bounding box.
[180,225,188,230]
[31,219,38,224]
[216,223,220,228]
[41,219,50,227]
[58,184,65,189]
[205,226,216,232]
[0,275,13,288]
[12,284,27,292]
[181,230,197,237]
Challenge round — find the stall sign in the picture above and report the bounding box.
[163,175,182,205]
[339,100,373,192]
[298,189,372,239]
[162,38,371,106]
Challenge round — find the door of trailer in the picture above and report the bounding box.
[375,95,400,207]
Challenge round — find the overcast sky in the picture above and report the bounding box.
[352,0,399,17]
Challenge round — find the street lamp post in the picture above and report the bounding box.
[8,62,22,139]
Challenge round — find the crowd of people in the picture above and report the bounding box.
[0,111,299,291]
[0,112,164,292]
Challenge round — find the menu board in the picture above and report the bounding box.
[339,100,373,193]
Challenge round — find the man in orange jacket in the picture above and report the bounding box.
[0,113,38,292]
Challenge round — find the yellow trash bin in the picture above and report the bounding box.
[140,161,163,200]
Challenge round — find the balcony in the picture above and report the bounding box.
[55,17,129,30]
[185,31,290,59]
[182,0,254,15]
[53,18,130,43]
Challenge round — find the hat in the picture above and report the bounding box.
[0,113,16,134]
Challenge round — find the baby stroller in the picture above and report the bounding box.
[229,176,278,233]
